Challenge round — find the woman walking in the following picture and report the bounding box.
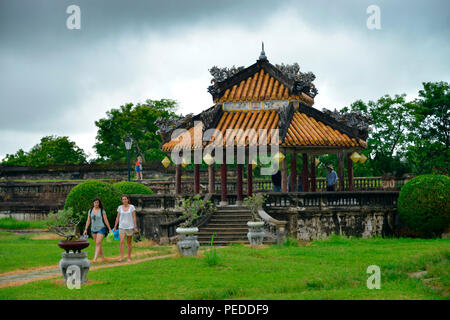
[113,195,138,262]
[83,198,112,262]
[135,156,143,180]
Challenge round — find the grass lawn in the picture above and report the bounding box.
[0,235,448,300]
[0,218,48,230]
[0,231,173,274]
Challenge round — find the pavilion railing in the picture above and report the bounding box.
[142,176,406,194]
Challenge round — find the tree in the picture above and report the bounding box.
[2,136,87,167]
[94,99,178,162]
[406,81,449,174]
[344,95,414,176]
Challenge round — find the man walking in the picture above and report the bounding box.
[326,164,337,191]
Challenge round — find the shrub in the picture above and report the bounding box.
[112,181,153,195]
[45,208,81,240]
[397,174,450,238]
[64,180,122,231]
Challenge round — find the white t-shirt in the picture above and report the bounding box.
[118,204,136,229]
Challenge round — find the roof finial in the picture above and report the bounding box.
[259,41,267,60]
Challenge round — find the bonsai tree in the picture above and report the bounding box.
[45,208,82,241]
[179,194,215,228]
[243,193,267,222]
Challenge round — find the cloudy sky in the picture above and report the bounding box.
[0,0,449,160]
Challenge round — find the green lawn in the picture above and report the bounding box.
[0,235,448,300]
[0,231,173,273]
[0,218,48,230]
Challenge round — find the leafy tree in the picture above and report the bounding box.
[344,95,414,176]
[94,99,178,162]
[2,136,87,167]
[406,81,449,174]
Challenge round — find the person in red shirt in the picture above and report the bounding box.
[135,156,143,180]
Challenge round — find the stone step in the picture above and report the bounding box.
[205,223,249,228]
[199,227,249,232]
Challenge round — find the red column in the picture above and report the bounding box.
[221,153,227,204]
[347,153,353,191]
[290,153,297,192]
[302,153,309,192]
[237,164,243,203]
[175,164,182,194]
[247,163,253,197]
[338,150,345,191]
[194,163,200,194]
[208,164,215,194]
[310,157,316,192]
[281,157,288,192]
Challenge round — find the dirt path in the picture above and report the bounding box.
[0,251,177,289]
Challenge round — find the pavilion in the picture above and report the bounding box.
[160,46,368,205]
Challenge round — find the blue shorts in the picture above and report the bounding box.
[135,165,141,173]
[92,227,107,235]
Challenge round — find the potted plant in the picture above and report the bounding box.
[176,195,214,256]
[46,208,90,284]
[243,193,267,246]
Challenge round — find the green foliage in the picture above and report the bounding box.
[398,175,450,237]
[64,180,122,231]
[2,136,87,167]
[282,237,299,247]
[45,208,81,240]
[94,99,178,162]
[179,195,215,228]
[112,181,153,195]
[204,233,221,266]
[243,193,266,221]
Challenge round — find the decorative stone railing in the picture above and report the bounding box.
[257,208,287,244]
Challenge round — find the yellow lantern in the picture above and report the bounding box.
[181,157,190,168]
[251,159,258,170]
[350,152,361,163]
[203,153,214,166]
[272,152,285,163]
[315,157,320,167]
[161,156,171,168]
[359,153,367,164]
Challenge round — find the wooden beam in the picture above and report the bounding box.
[237,164,243,203]
[247,163,253,197]
[347,153,354,191]
[194,164,200,194]
[220,154,227,205]
[208,164,215,194]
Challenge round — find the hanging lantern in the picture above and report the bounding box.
[272,152,285,163]
[161,156,171,168]
[350,152,361,163]
[203,153,214,166]
[181,157,190,168]
[315,158,320,167]
[251,159,258,170]
[359,153,367,164]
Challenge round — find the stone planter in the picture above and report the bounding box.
[247,221,265,246]
[176,227,200,256]
[59,251,90,284]
[58,239,90,284]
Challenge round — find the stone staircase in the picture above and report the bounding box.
[197,206,276,246]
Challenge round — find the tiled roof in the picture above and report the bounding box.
[161,110,366,151]
[161,122,203,152]
[215,69,314,106]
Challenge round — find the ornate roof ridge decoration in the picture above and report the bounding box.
[278,101,296,143]
[298,103,368,142]
[155,113,195,144]
[208,57,318,101]
[321,108,372,141]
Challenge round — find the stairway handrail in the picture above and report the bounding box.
[257,206,287,244]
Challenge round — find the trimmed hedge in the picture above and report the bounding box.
[398,174,450,238]
[64,180,122,231]
[112,181,153,195]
